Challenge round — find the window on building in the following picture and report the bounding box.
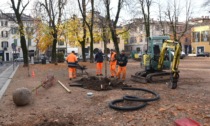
[1,31,8,37]
[5,21,8,26]
[201,31,209,42]
[58,41,64,46]
[14,39,17,45]
[155,25,160,31]
[1,41,8,48]
[185,38,189,43]
[28,38,32,46]
[193,32,200,42]
[117,37,120,43]
[26,27,34,33]
[1,21,8,26]
[11,27,18,34]
[136,47,140,52]
[107,39,110,44]
[130,37,136,43]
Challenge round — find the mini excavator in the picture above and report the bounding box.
[131,36,182,89]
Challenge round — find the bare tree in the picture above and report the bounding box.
[36,0,67,64]
[103,0,125,55]
[157,0,165,35]
[78,0,95,62]
[75,0,87,62]
[137,0,152,51]
[165,0,192,41]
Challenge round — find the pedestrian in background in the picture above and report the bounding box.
[95,49,104,76]
[66,51,78,80]
[117,50,128,81]
[110,49,117,78]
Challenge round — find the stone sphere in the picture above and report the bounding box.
[13,87,32,106]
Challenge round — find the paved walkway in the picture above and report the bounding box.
[0,64,19,100]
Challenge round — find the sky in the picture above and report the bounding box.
[0,0,209,23]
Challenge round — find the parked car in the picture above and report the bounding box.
[14,57,24,62]
[170,51,186,59]
[196,52,209,57]
[78,53,90,60]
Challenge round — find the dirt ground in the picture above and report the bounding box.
[0,57,210,126]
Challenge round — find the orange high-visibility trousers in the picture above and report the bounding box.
[110,61,117,77]
[68,67,76,79]
[96,62,103,75]
[117,66,126,80]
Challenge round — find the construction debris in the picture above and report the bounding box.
[58,80,71,93]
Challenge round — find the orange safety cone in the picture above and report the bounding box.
[32,70,35,78]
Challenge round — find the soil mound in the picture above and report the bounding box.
[71,76,131,91]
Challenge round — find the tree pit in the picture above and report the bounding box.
[70,76,131,91]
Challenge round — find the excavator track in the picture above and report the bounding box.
[131,71,148,83]
[131,71,178,89]
[146,71,171,83]
[131,71,173,83]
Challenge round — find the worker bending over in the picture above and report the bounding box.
[110,49,117,78]
[117,50,128,81]
[66,51,78,80]
[95,49,104,76]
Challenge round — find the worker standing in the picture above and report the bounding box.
[110,49,117,78]
[117,50,128,81]
[66,51,78,80]
[95,49,104,76]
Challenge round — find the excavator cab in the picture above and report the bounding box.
[131,36,181,89]
[144,36,172,71]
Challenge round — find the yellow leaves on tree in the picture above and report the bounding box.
[117,28,129,44]
[35,21,53,52]
[63,17,83,47]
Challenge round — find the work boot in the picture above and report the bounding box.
[100,74,103,76]
[69,78,72,80]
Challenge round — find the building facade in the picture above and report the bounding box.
[0,13,36,61]
[191,25,210,54]
[124,18,171,54]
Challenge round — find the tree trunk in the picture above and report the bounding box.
[111,29,120,55]
[20,35,28,67]
[19,24,29,67]
[104,40,107,77]
[51,32,57,64]
[81,41,86,62]
[90,31,94,63]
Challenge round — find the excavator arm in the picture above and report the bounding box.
[157,40,182,88]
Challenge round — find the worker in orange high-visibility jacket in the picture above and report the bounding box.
[117,50,128,81]
[66,51,78,80]
[95,49,104,76]
[110,49,117,78]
